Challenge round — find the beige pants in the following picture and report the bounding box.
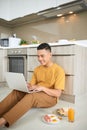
[0,90,57,127]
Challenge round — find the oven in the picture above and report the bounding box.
[7,48,27,80]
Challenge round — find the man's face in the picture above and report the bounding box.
[37,49,52,66]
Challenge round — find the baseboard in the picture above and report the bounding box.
[60,93,75,103]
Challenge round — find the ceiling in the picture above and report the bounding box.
[0,0,87,28]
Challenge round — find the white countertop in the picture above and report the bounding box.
[0,40,87,49]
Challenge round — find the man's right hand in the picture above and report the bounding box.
[27,83,33,90]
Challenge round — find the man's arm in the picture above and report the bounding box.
[41,87,62,98]
[27,83,62,98]
[31,85,62,98]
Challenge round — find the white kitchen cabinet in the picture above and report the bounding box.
[0,49,7,82]
[56,0,76,6]
[27,44,87,103]
[0,0,56,20]
[0,0,76,20]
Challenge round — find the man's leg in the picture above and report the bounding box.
[0,90,26,117]
[3,92,57,127]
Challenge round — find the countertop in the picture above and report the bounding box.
[0,40,87,50]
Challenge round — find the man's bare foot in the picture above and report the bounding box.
[0,118,7,127]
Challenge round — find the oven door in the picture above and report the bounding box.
[7,55,27,80]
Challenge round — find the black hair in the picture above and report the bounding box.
[37,43,51,52]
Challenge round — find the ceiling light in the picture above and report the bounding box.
[56,7,61,10]
[69,11,73,14]
[57,14,63,17]
[37,11,47,15]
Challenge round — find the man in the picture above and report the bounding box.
[0,43,65,127]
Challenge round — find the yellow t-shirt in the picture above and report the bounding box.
[30,63,65,90]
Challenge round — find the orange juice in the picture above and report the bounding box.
[68,108,75,122]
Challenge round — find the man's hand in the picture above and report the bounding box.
[27,83,38,91]
[34,85,62,98]
[33,86,44,91]
[27,83,61,97]
[27,83,33,90]
[27,83,43,92]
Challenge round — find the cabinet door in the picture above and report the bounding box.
[53,55,75,75]
[52,45,75,97]
[27,56,39,71]
[0,50,7,82]
[27,72,33,82]
[52,45,75,55]
[63,76,74,95]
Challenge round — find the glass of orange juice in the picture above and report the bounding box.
[68,108,75,122]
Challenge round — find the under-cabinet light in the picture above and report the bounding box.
[57,14,63,17]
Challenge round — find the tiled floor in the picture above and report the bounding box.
[0,86,87,130]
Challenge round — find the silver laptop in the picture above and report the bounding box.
[5,72,36,93]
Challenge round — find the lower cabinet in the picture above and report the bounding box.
[0,49,7,82]
[27,44,87,103]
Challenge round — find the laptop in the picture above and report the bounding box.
[5,72,37,93]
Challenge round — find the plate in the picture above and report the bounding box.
[42,114,60,125]
[56,107,68,117]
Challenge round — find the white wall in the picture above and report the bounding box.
[0,0,77,21]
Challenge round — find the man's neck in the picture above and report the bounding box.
[44,61,53,67]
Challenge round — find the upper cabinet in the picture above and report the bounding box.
[0,0,87,27]
[0,0,78,21]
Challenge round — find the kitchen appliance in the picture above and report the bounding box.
[0,37,21,47]
[37,0,87,18]
[7,48,27,80]
[0,38,9,47]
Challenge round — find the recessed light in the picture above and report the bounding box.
[69,11,73,14]
[57,14,63,17]
[56,7,61,10]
